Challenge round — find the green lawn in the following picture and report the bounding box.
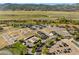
[9,42,27,55]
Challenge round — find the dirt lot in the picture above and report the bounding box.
[49,38,79,55]
[0,49,13,55]
[0,27,36,49]
[0,36,8,49]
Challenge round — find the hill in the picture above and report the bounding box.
[0,3,79,11]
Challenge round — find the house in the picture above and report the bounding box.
[49,31,58,37]
[41,40,47,43]
[51,26,72,39]
[37,31,49,39]
[24,36,39,48]
[30,25,47,30]
[25,41,34,48]
[28,37,39,43]
[36,47,42,52]
[35,52,41,55]
[27,48,33,54]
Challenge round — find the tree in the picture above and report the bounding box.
[0,26,3,31]
[46,39,55,48]
[49,40,54,45]
[32,47,36,54]
[42,46,48,55]
[59,16,69,24]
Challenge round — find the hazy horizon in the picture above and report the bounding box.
[0,0,79,3]
[0,3,76,5]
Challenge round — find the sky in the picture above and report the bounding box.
[0,0,79,3]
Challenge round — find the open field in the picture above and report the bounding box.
[0,11,79,20]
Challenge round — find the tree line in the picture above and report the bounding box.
[0,17,79,27]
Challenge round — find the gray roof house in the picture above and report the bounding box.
[52,26,72,38]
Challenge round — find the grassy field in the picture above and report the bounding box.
[0,11,79,20]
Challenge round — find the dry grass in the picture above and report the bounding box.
[0,11,79,20]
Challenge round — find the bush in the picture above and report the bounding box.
[32,47,36,54]
[56,38,61,41]
[42,46,48,55]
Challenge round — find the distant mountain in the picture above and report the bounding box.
[0,3,79,11]
[40,3,74,5]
